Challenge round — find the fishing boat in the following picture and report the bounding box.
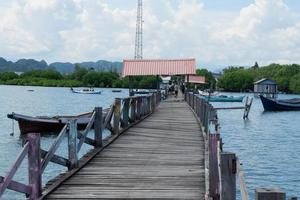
[260,95,300,111]
[71,88,102,94]
[8,112,93,135]
[202,95,244,102]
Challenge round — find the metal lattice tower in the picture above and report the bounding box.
[134,0,143,59]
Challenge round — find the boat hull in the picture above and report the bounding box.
[8,113,92,135]
[202,96,244,102]
[260,95,300,111]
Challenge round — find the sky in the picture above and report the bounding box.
[0,0,300,70]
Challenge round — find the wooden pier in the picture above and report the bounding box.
[45,99,205,199]
[0,92,258,200]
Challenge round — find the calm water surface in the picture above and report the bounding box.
[0,86,299,199]
[213,92,300,199]
[0,85,129,199]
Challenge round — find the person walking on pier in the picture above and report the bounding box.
[174,83,179,98]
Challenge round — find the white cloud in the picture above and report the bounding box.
[0,0,300,69]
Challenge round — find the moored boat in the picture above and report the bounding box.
[112,89,122,93]
[7,112,93,135]
[202,95,244,102]
[71,88,102,94]
[260,95,300,111]
[198,90,219,97]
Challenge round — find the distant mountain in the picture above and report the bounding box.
[0,57,123,74]
[50,60,123,73]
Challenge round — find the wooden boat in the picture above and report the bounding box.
[7,112,93,135]
[112,89,122,93]
[260,95,300,111]
[71,88,102,94]
[203,95,244,102]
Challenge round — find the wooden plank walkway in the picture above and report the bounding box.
[46,99,205,199]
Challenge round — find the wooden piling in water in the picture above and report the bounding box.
[255,188,286,200]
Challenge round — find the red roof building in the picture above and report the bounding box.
[122,59,196,77]
[185,75,206,84]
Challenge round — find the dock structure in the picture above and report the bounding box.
[45,98,205,199]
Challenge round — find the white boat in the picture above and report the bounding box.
[198,90,219,97]
[70,88,102,94]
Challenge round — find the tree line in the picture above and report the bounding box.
[218,63,300,94]
[0,64,159,89]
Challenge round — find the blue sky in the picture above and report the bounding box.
[0,0,300,70]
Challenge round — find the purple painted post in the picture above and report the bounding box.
[27,133,42,200]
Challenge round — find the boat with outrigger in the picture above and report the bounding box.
[198,90,244,102]
[70,87,102,94]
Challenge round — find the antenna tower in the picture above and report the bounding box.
[134,0,143,59]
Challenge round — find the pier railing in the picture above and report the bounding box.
[0,92,160,199]
[185,92,249,200]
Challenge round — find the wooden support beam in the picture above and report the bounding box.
[68,120,78,170]
[41,125,67,173]
[0,142,29,197]
[113,98,121,135]
[94,107,103,148]
[130,99,136,122]
[221,152,236,200]
[255,188,285,200]
[41,150,70,168]
[0,176,31,196]
[27,133,42,200]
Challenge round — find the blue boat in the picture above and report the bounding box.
[70,88,102,94]
[202,95,244,102]
[260,95,300,111]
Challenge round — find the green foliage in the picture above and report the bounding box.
[21,69,63,80]
[219,63,300,93]
[196,69,216,89]
[0,66,160,89]
[289,73,300,94]
[218,70,254,92]
[71,64,88,81]
[0,72,19,81]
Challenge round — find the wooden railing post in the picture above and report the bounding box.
[209,133,221,199]
[68,120,78,169]
[136,97,141,120]
[147,96,151,114]
[122,99,130,128]
[113,98,121,135]
[130,98,136,122]
[27,133,42,200]
[94,107,103,148]
[221,152,236,200]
